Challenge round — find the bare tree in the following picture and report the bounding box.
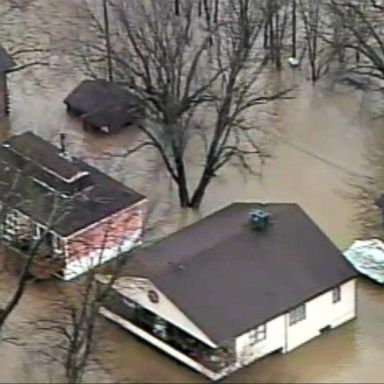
[102,0,113,82]
[35,201,164,384]
[325,0,384,82]
[0,1,49,73]
[263,0,291,70]
[75,0,290,209]
[298,0,335,82]
[38,268,117,383]
[0,176,71,335]
[291,0,297,58]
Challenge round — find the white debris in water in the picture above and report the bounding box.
[287,57,300,67]
[344,239,384,284]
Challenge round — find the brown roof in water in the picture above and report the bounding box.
[64,79,143,130]
[121,203,357,344]
[0,132,145,236]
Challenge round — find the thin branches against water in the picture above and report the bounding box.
[73,0,291,209]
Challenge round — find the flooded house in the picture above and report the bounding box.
[0,44,15,118]
[98,203,357,381]
[64,79,144,134]
[0,131,146,280]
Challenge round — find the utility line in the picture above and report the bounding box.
[269,130,369,179]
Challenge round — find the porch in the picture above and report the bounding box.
[100,306,239,381]
[136,306,236,371]
[1,209,65,279]
[102,293,238,377]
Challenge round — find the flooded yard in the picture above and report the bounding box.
[1,0,384,383]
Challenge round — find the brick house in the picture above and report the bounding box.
[0,131,146,280]
[0,44,15,118]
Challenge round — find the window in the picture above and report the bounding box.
[332,286,341,303]
[249,324,266,345]
[289,304,306,326]
[33,223,45,239]
[53,234,64,254]
[5,209,18,227]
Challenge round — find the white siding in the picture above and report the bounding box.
[286,279,356,351]
[236,315,285,366]
[114,277,217,348]
[236,279,356,366]
[100,278,356,380]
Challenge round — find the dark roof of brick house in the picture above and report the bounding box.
[0,131,145,236]
[120,203,357,345]
[64,79,144,130]
[6,132,85,181]
[0,44,15,72]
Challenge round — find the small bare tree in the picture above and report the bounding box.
[0,174,71,336]
[39,267,119,384]
[35,200,165,384]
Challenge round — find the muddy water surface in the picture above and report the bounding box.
[1,1,384,383]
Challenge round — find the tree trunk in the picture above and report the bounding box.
[310,59,316,82]
[0,248,37,328]
[189,172,212,209]
[4,81,10,116]
[292,0,297,58]
[263,21,269,49]
[268,2,275,64]
[214,0,219,23]
[274,3,282,70]
[178,185,190,208]
[174,0,180,16]
[174,155,191,208]
[102,0,113,82]
[203,0,211,27]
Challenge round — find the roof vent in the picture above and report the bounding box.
[249,209,270,231]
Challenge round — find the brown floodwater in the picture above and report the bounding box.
[1,1,384,383]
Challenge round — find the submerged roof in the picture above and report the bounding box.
[64,79,143,129]
[0,44,15,72]
[121,203,357,344]
[0,131,145,236]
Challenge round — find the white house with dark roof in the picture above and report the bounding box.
[98,203,357,381]
[0,131,146,280]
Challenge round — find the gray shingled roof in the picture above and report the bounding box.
[0,132,145,236]
[64,79,144,130]
[121,203,357,344]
